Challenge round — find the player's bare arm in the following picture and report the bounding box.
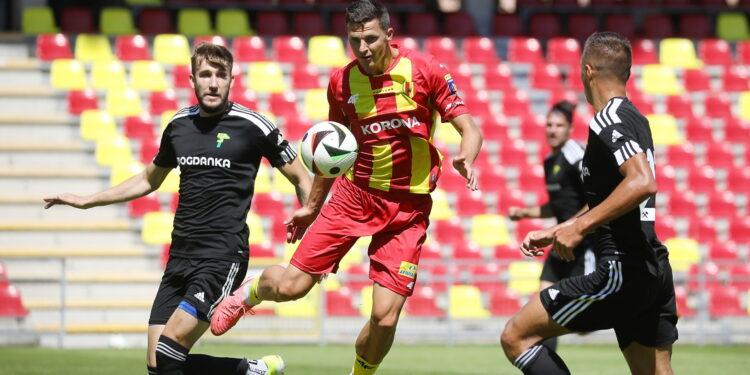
[553,153,656,260]
[277,157,313,207]
[509,203,554,221]
[43,163,172,209]
[283,174,336,243]
[449,113,483,191]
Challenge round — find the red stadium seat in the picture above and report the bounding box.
[641,14,673,39]
[674,285,697,318]
[689,215,718,243]
[292,11,326,37]
[249,242,276,258]
[654,214,677,240]
[455,190,488,217]
[269,91,298,118]
[492,13,522,37]
[683,69,711,92]
[124,113,155,142]
[326,288,360,316]
[255,11,288,36]
[472,263,504,293]
[565,14,598,42]
[494,244,524,260]
[501,91,531,118]
[631,39,659,65]
[497,189,526,213]
[667,190,697,217]
[452,242,483,260]
[738,41,750,65]
[709,287,745,317]
[462,37,500,66]
[61,7,95,33]
[508,37,544,65]
[684,116,714,143]
[698,39,733,66]
[517,163,545,193]
[665,94,693,120]
[463,89,492,120]
[604,14,636,40]
[707,191,736,218]
[252,192,286,221]
[704,94,732,120]
[115,35,150,61]
[481,165,509,193]
[728,216,750,244]
[481,116,510,143]
[484,63,514,92]
[424,37,460,67]
[0,283,29,318]
[405,286,445,317]
[679,14,713,39]
[565,64,585,91]
[391,36,419,51]
[707,240,739,261]
[530,64,563,91]
[291,63,321,89]
[499,138,530,167]
[127,192,161,218]
[656,165,677,195]
[138,9,174,35]
[169,193,179,213]
[546,38,581,68]
[272,36,307,64]
[150,89,179,115]
[519,113,545,141]
[726,167,750,192]
[628,92,655,115]
[68,89,99,115]
[421,242,444,260]
[36,33,73,61]
[281,116,310,142]
[730,263,750,290]
[549,89,580,108]
[404,12,438,37]
[515,218,546,243]
[489,287,522,316]
[687,165,717,194]
[193,35,227,48]
[233,36,267,62]
[451,62,474,91]
[329,12,347,37]
[443,12,477,37]
[172,65,191,89]
[231,89,259,110]
[688,262,723,291]
[344,263,370,291]
[665,143,696,169]
[139,136,161,164]
[529,13,561,40]
[704,141,735,169]
[722,66,750,92]
[724,121,750,144]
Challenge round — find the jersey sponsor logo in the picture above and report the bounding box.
[347,93,359,104]
[216,132,230,148]
[176,156,231,168]
[548,288,560,300]
[360,116,422,135]
[398,261,418,279]
[581,165,590,177]
[444,73,457,94]
[553,164,561,175]
[194,291,205,303]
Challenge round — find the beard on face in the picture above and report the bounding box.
[195,87,228,114]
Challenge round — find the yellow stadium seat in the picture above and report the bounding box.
[276,286,319,317]
[177,8,213,37]
[153,34,191,65]
[216,9,252,37]
[641,65,682,96]
[508,261,543,295]
[80,110,117,141]
[110,160,143,186]
[436,121,462,145]
[338,245,365,272]
[22,6,58,34]
[141,212,174,245]
[664,237,700,272]
[160,109,179,131]
[272,169,296,194]
[107,88,143,117]
[449,285,490,318]
[254,163,272,194]
[717,12,750,41]
[303,89,328,120]
[646,114,682,146]
[91,60,128,90]
[247,62,287,93]
[323,274,342,291]
[308,36,349,67]
[130,61,168,91]
[124,0,162,5]
[470,214,510,246]
[659,38,702,70]
[100,7,138,35]
[739,91,750,122]
[429,189,455,220]
[95,135,133,167]
[359,285,373,316]
[245,213,267,245]
[74,34,114,62]
[157,170,180,193]
[50,59,87,90]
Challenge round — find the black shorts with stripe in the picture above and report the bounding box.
[149,256,247,325]
[540,251,678,350]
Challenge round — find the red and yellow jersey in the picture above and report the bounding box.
[328,45,469,196]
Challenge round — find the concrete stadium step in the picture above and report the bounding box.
[5,257,159,279]
[0,141,94,168]
[0,113,77,142]
[0,200,123,221]
[0,168,111,194]
[35,332,148,349]
[0,41,33,60]
[0,86,63,114]
[0,226,141,247]
[14,281,159,302]
[29,308,151,326]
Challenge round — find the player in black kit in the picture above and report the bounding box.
[44,43,310,375]
[508,101,595,351]
[500,32,677,375]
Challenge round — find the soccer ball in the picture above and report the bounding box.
[299,121,358,177]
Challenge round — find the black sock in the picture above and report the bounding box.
[542,337,558,352]
[147,365,157,375]
[513,344,570,375]
[185,354,248,375]
[155,335,188,375]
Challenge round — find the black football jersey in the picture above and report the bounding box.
[544,139,586,224]
[153,102,297,260]
[581,97,666,275]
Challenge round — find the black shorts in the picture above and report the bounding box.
[540,244,596,283]
[149,256,247,325]
[540,252,678,350]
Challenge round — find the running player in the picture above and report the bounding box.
[44,42,311,375]
[211,1,483,374]
[501,32,677,374]
[508,100,595,351]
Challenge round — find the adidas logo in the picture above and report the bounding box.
[194,291,205,303]
[611,130,624,143]
[548,288,560,300]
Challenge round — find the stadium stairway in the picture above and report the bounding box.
[0,36,161,348]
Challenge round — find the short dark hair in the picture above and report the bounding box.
[191,42,233,75]
[582,32,632,83]
[345,0,390,31]
[549,100,575,125]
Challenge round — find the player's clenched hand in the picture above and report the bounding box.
[452,155,478,191]
[283,206,319,244]
[520,228,554,257]
[552,221,583,262]
[43,193,91,209]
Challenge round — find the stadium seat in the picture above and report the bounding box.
[153,34,191,65]
[489,287,522,316]
[272,36,307,64]
[325,288,359,316]
[722,66,750,92]
[249,242,276,259]
[716,12,750,41]
[565,14,598,42]
[684,116,714,143]
[667,190,697,218]
[230,89,259,111]
[74,34,114,62]
[432,217,467,247]
[470,214,510,246]
[501,91,531,118]
[95,135,133,167]
[664,237,701,272]
[142,212,174,245]
[529,13,561,40]
[308,36,348,68]
[709,287,745,317]
[728,216,750,244]
[687,165,717,194]
[138,8,173,35]
[629,92,655,115]
[247,62,286,93]
[730,263,750,290]
[36,33,72,60]
[252,192,286,221]
[546,38,581,68]
[303,89,328,120]
[452,242,483,260]
[642,14,674,39]
[193,35,227,48]
[448,285,490,318]
[177,8,213,36]
[171,65,191,89]
[233,36,267,62]
[704,141,735,168]
[492,13,522,37]
[405,286,445,317]
[739,41,750,65]
[604,14,636,39]
[115,35,150,61]
[703,94,733,120]
[631,39,659,66]
[110,160,144,186]
[149,89,178,115]
[0,284,29,318]
[291,63,321,90]
[739,92,750,122]
[494,244,524,261]
[61,7,96,34]
[641,65,682,95]
[255,11,288,36]
[80,110,117,141]
[424,37,460,67]
[683,69,711,92]
[727,166,750,193]
[67,88,99,115]
[442,12,477,37]
[698,39,733,66]
[276,293,318,318]
[216,9,252,37]
[268,91,298,118]
[707,240,739,261]
[483,63,514,92]
[22,6,57,34]
[665,94,694,120]
[92,60,128,90]
[455,189,487,217]
[724,120,750,143]
[508,261,542,295]
[124,113,155,142]
[245,213,267,245]
[530,64,563,91]
[497,190,528,216]
[131,61,168,92]
[659,39,702,69]
[462,37,500,66]
[499,138,529,166]
[100,7,138,35]
[673,285,696,318]
[688,215,717,244]
[679,13,713,39]
[514,218,547,244]
[404,12,438,37]
[392,36,419,51]
[470,263,504,293]
[430,189,456,220]
[508,38,544,65]
[292,11,326,37]
[654,214,677,240]
[646,114,682,146]
[106,88,143,117]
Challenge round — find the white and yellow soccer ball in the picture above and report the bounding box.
[299,121,358,177]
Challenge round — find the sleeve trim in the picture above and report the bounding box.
[614,140,643,166]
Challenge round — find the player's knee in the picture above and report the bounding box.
[500,319,523,358]
[369,310,400,331]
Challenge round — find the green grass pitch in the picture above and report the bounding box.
[1,343,747,374]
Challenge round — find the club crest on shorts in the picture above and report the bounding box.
[398,261,417,279]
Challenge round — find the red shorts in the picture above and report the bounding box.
[290,177,432,297]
